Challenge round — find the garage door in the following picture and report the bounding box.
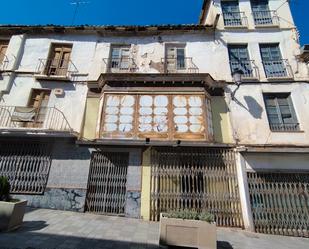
[247,172,309,237]
[150,147,244,228]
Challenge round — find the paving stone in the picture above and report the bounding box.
[0,208,308,249]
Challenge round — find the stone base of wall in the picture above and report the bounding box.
[13,188,87,212]
[125,191,141,218]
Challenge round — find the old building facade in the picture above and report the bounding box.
[0,0,308,237]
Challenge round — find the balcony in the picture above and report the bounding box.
[162,57,199,74]
[270,123,300,132]
[0,52,9,71]
[36,59,78,81]
[262,59,293,79]
[223,12,248,28]
[0,106,73,134]
[252,10,279,27]
[230,60,259,80]
[103,57,138,73]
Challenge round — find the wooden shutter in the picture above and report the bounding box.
[0,44,8,63]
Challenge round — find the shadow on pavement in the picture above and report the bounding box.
[0,229,234,249]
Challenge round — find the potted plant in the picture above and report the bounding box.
[159,210,216,249]
[0,176,27,231]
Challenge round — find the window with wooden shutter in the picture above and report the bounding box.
[46,44,72,76]
[166,45,186,72]
[221,0,242,26]
[109,45,131,72]
[0,40,9,66]
[260,44,288,78]
[228,45,253,77]
[263,93,299,132]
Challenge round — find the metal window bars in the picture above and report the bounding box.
[269,123,300,132]
[262,59,293,79]
[162,57,199,73]
[252,10,279,26]
[230,60,259,79]
[223,11,248,27]
[103,57,138,73]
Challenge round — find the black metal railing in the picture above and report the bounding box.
[252,10,279,26]
[270,123,300,132]
[162,57,199,73]
[223,12,248,27]
[103,57,138,73]
[37,58,78,78]
[262,59,293,78]
[230,60,259,79]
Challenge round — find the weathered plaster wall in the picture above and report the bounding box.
[82,97,100,140]
[0,76,88,132]
[228,82,309,145]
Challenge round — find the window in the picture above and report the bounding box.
[45,44,72,76]
[221,0,242,26]
[251,0,273,25]
[228,45,253,77]
[101,93,213,141]
[264,93,299,132]
[166,45,186,72]
[0,40,9,66]
[260,44,287,78]
[110,45,131,71]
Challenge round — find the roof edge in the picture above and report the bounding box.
[199,0,212,25]
[0,24,214,36]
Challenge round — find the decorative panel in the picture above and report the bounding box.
[101,93,212,141]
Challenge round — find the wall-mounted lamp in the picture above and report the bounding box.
[231,69,244,100]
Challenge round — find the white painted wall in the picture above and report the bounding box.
[243,152,309,171]
[205,0,295,30]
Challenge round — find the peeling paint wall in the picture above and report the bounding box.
[228,82,309,145]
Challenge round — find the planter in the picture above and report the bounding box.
[0,200,27,232]
[159,214,217,249]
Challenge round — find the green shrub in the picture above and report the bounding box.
[0,176,11,202]
[164,209,215,223]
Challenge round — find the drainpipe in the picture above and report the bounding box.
[0,34,27,101]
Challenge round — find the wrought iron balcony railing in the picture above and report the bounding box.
[270,123,300,132]
[0,52,9,71]
[103,58,138,73]
[230,60,259,79]
[162,57,199,74]
[36,59,78,79]
[0,106,73,133]
[262,59,293,79]
[252,10,279,26]
[223,12,248,27]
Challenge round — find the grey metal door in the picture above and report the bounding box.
[86,152,129,215]
[247,172,309,237]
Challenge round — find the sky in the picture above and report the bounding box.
[0,0,308,45]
